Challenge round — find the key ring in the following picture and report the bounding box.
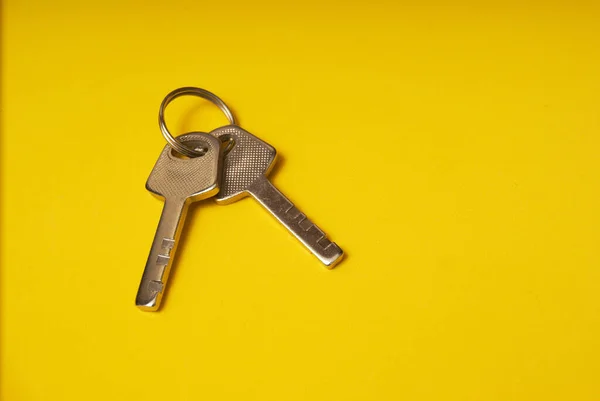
[158,87,237,157]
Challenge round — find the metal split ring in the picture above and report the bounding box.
[158,87,236,157]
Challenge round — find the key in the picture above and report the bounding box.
[136,132,223,311]
[209,125,343,268]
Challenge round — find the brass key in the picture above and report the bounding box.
[136,132,222,311]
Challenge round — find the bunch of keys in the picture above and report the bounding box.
[136,87,344,311]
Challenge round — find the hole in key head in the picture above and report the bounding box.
[170,139,208,159]
[219,134,236,156]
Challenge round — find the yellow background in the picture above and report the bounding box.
[2,1,600,400]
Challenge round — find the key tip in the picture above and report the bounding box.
[322,246,344,269]
[135,295,161,311]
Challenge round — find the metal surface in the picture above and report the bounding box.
[209,125,344,268]
[159,87,236,158]
[248,175,344,267]
[136,132,223,311]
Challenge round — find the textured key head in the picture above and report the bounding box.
[146,132,222,201]
[209,125,277,204]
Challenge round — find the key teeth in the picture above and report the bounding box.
[298,216,312,231]
[285,205,301,219]
[156,255,170,265]
[287,203,338,254]
[246,175,344,269]
[161,238,175,253]
[317,236,332,248]
[148,280,164,293]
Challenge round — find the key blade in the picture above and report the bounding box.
[136,198,188,311]
[136,132,223,311]
[248,175,344,268]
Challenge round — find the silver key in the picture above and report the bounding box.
[210,125,343,268]
[136,132,223,311]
